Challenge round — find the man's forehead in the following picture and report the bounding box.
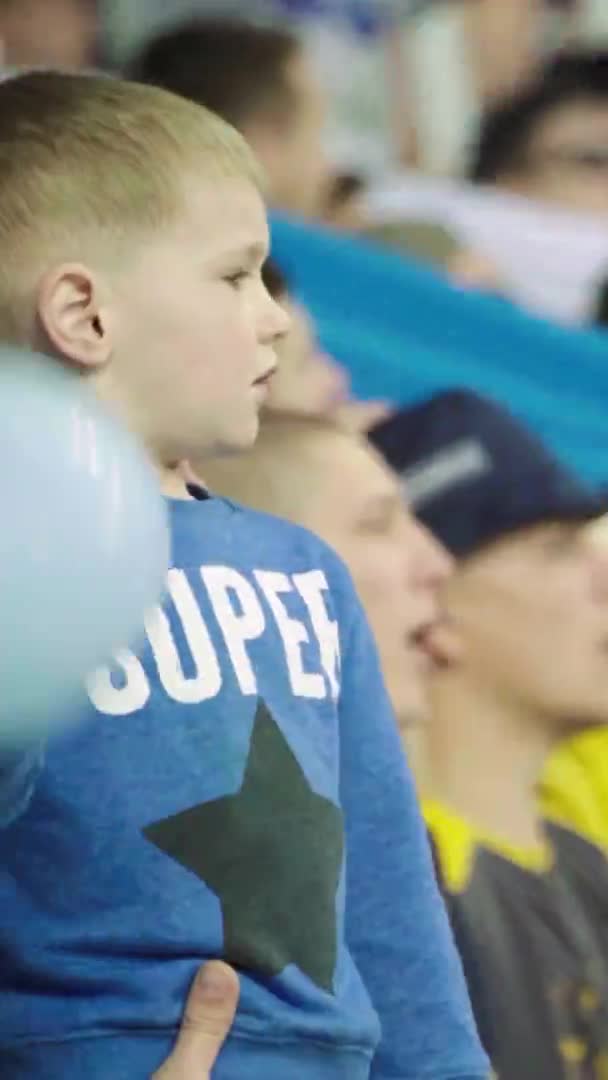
[347,459,404,516]
[524,517,608,545]
[312,434,397,499]
[582,513,608,548]
[471,520,586,564]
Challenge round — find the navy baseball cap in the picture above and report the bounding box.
[368,389,607,557]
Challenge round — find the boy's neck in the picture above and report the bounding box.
[157,464,192,500]
[421,675,556,849]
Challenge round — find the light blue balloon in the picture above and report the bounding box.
[0,348,169,746]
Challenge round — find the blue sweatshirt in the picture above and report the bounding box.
[0,493,487,1079]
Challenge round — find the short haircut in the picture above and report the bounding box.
[470,51,608,183]
[0,69,260,340]
[129,18,300,131]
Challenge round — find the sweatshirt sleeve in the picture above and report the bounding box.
[0,743,44,828]
[335,570,488,1080]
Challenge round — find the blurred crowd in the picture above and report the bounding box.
[7,1,608,1076]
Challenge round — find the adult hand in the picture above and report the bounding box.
[152,961,240,1079]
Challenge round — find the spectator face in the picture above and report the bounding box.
[436,519,608,729]
[515,99,608,215]
[251,50,330,217]
[303,437,452,727]
[91,177,288,461]
[0,0,97,70]
[266,299,349,418]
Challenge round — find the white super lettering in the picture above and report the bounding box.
[255,570,326,699]
[293,570,341,700]
[145,569,222,704]
[201,566,265,695]
[87,649,150,716]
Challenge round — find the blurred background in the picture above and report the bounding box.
[102,0,608,176]
[8,2,608,175]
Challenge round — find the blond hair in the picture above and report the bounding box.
[201,415,364,520]
[0,69,261,338]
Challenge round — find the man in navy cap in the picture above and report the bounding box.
[370,389,608,1080]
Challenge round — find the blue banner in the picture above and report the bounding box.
[270,214,608,484]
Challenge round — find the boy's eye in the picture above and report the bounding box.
[224,270,250,288]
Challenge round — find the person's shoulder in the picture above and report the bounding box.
[542,728,608,855]
[216,496,356,587]
[424,798,553,895]
[546,818,608,876]
[181,491,323,551]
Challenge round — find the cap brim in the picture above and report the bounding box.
[443,490,608,559]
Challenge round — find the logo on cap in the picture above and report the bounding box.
[403,438,492,507]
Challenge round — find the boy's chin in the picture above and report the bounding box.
[213,415,261,458]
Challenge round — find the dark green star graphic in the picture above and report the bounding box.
[143,699,344,993]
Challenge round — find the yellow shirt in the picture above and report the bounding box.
[542,729,608,854]
[423,797,608,1080]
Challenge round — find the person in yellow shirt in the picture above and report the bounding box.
[370,389,608,1080]
[541,509,608,853]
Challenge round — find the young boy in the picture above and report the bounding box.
[0,72,485,1079]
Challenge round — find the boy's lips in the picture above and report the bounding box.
[252,364,277,389]
[251,365,277,403]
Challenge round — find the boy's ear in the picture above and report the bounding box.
[36,263,112,369]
